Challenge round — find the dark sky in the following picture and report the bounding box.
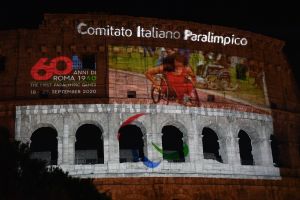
[1,0,300,87]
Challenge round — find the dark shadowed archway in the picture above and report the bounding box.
[202,127,222,162]
[75,124,104,164]
[30,127,58,165]
[238,130,254,165]
[162,125,185,162]
[118,124,145,163]
[270,134,280,167]
[0,126,9,143]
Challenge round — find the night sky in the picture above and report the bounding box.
[1,0,299,87]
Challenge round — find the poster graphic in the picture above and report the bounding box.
[108,45,270,113]
[29,55,97,97]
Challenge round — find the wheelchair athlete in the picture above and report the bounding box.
[145,53,196,104]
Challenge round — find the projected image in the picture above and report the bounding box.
[108,45,269,112]
[29,54,97,97]
[145,51,199,106]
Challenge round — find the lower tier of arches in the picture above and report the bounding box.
[15,103,280,179]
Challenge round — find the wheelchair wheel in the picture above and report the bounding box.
[151,75,169,105]
[183,87,200,107]
[182,78,200,107]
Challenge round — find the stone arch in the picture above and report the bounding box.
[160,120,188,163]
[30,126,58,165]
[238,130,254,165]
[73,120,105,139]
[118,123,146,163]
[202,127,223,163]
[160,119,188,139]
[30,122,57,139]
[198,122,225,140]
[233,123,259,140]
[131,120,147,137]
[236,123,263,165]
[75,123,104,164]
[126,119,148,157]
[198,122,228,163]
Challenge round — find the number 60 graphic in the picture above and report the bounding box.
[31,56,73,80]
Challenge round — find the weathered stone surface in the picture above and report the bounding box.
[15,104,279,179]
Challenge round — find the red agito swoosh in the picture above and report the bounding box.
[120,113,145,128]
[117,113,145,140]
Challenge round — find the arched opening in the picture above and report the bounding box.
[162,125,185,162]
[270,134,280,167]
[238,130,254,165]
[0,126,9,143]
[30,127,58,165]
[75,124,104,164]
[119,124,145,163]
[202,127,222,162]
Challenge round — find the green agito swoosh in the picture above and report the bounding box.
[151,142,189,160]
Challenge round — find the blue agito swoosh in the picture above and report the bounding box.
[143,156,161,168]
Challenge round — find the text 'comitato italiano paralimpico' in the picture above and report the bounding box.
[77,23,248,46]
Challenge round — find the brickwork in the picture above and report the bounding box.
[94,177,300,200]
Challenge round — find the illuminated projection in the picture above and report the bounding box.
[108,45,270,113]
[117,113,190,168]
[30,55,97,97]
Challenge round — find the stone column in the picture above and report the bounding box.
[68,135,76,165]
[218,137,228,164]
[19,137,31,145]
[146,131,162,162]
[252,123,274,167]
[225,123,241,165]
[223,136,240,165]
[187,129,200,163]
[15,108,22,140]
[107,114,121,163]
[197,135,204,162]
[265,125,276,166]
[144,114,163,163]
[187,117,200,163]
[62,124,75,165]
[230,137,242,165]
[102,131,109,164]
[57,136,63,165]
[265,139,275,166]
[253,138,273,166]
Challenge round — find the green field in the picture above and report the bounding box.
[108,46,158,74]
[226,67,266,106]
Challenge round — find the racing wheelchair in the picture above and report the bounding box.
[151,74,200,107]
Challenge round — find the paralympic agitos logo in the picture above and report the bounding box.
[118,113,189,168]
